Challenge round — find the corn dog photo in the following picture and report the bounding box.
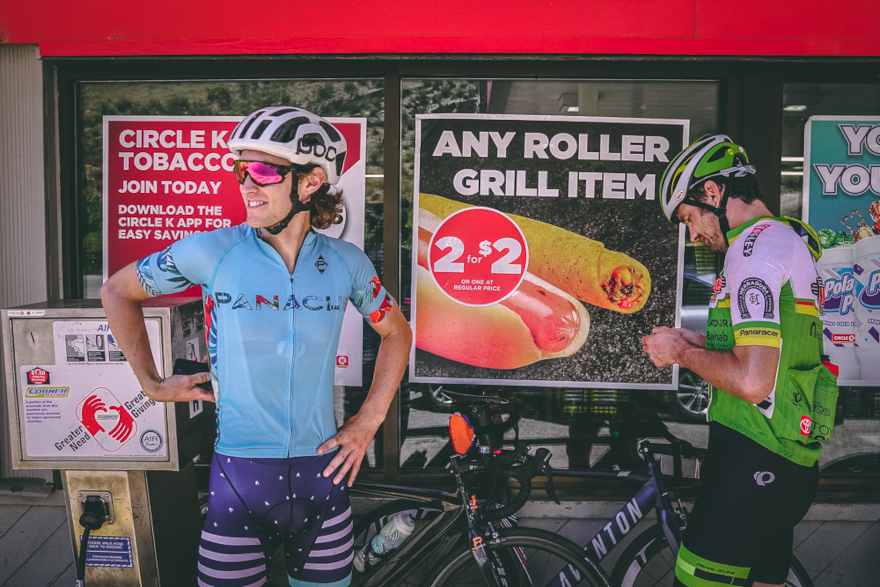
[420,192,651,313]
[415,226,590,369]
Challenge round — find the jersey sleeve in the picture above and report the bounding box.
[346,248,396,324]
[727,238,788,348]
[135,233,215,296]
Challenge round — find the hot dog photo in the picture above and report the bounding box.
[410,114,687,387]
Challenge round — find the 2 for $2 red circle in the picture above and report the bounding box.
[428,207,529,306]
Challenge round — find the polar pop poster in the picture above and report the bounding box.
[411,114,688,388]
[103,115,367,386]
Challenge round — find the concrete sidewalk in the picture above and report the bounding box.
[2,490,879,586]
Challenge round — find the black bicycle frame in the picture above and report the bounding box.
[352,454,509,586]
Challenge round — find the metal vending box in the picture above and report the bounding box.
[3,298,214,585]
[2,298,215,471]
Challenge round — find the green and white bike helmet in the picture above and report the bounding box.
[658,134,756,234]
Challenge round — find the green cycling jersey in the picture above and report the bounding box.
[705,216,838,467]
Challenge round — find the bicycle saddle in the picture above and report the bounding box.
[439,390,509,406]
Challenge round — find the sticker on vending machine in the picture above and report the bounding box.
[76,387,137,452]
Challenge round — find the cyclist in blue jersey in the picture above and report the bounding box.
[102,106,412,587]
[642,135,836,587]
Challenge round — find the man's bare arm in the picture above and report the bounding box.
[642,326,779,404]
[101,262,213,403]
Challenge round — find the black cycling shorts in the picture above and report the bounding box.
[674,422,818,586]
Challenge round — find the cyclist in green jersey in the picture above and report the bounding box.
[642,135,838,587]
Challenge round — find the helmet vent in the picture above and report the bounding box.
[706,148,728,163]
[272,117,311,143]
[270,108,297,117]
[251,120,272,140]
[237,110,264,139]
[319,121,342,142]
[300,132,324,147]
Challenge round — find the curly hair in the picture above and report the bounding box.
[295,164,344,229]
[310,183,344,229]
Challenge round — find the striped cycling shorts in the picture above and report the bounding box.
[198,451,353,587]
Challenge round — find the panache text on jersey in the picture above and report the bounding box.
[210,292,349,312]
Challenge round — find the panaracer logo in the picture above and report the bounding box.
[800,415,812,436]
[336,356,349,368]
[27,368,50,385]
[26,387,69,398]
[754,471,776,486]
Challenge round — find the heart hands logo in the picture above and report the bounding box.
[76,387,137,452]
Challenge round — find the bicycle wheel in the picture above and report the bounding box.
[351,500,446,587]
[611,524,815,587]
[426,527,609,587]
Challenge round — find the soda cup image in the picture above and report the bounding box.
[819,245,859,380]
[76,386,137,452]
[853,235,880,382]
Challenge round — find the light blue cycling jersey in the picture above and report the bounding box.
[136,223,393,458]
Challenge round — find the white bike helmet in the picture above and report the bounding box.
[228,107,347,185]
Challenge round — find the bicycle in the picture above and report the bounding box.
[350,391,610,586]
[556,435,813,586]
[355,393,814,587]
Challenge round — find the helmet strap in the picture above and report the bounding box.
[683,184,732,238]
[263,173,311,236]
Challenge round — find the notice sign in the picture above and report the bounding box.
[84,536,134,568]
[103,115,368,386]
[411,114,687,388]
[804,116,880,243]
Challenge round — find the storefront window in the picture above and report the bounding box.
[56,67,880,483]
[75,78,386,467]
[781,83,880,219]
[399,79,720,470]
[782,82,880,477]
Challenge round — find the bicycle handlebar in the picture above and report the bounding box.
[480,446,552,523]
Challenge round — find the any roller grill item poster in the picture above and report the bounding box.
[410,114,688,388]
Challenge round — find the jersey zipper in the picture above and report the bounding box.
[256,229,298,457]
